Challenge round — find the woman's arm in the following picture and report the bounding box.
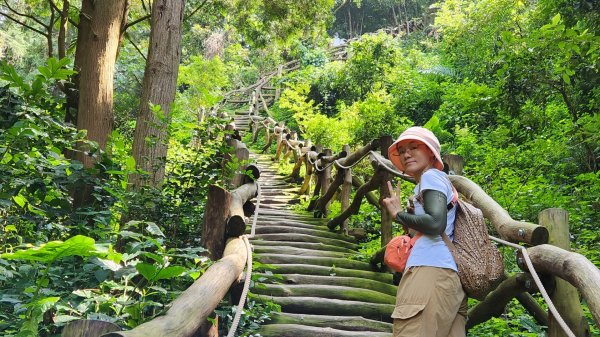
[393,190,448,235]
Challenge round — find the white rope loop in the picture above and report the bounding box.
[489,235,576,337]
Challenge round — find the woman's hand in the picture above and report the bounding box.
[382,181,403,218]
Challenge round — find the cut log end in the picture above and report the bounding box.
[531,226,549,245]
[226,215,247,237]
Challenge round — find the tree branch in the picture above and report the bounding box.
[3,0,49,29]
[47,0,60,14]
[333,0,348,14]
[125,33,147,62]
[123,14,150,32]
[0,11,47,36]
[184,0,210,21]
[46,0,78,28]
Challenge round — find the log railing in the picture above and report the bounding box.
[254,112,600,336]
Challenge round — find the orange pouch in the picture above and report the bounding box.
[384,233,422,273]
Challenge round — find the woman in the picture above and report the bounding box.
[382,126,466,337]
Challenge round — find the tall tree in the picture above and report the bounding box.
[131,0,185,188]
[73,0,129,168]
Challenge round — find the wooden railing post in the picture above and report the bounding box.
[307,147,324,211]
[320,148,333,209]
[341,144,352,234]
[299,150,317,195]
[379,135,393,245]
[444,154,464,175]
[261,123,273,153]
[310,149,346,216]
[201,185,232,260]
[539,208,590,337]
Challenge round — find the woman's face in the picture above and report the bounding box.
[396,140,435,177]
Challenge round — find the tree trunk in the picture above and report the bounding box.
[57,0,69,60]
[131,0,184,188]
[74,0,128,168]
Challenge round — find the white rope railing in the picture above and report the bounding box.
[226,182,261,337]
[490,235,576,337]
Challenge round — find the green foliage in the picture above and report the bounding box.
[0,226,209,335]
[178,55,229,110]
[0,59,121,243]
[467,299,546,336]
[216,299,281,337]
[436,80,501,130]
[278,78,352,149]
[343,33,402,100]
[344,89,412,145]
[1,235,109,264]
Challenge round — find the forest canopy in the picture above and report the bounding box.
[0,0,598,336]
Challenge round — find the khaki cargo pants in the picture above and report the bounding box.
[392,266,467,337]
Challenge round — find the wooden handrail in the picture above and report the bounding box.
[519,244,600,326]
[449,175,548,246]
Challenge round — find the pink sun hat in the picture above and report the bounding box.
[387,126,444,173]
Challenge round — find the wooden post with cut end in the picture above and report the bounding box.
[201,185,232,260]
[448,175,549,245]
[538,208,590,337]
[379,135,393,245]
[444,154,464,175]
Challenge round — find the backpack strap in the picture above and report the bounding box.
[447,184,459,210]
[442,232,458,263]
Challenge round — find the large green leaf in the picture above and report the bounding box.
[1,235,101,264]
[136,263,186,282]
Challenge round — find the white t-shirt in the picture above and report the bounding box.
[405,168,458,271]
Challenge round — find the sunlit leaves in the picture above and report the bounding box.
[1,235,103,264]
[37,58,75,81]
[135,263,186,282]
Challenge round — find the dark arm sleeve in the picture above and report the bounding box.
[395,189,448,236]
